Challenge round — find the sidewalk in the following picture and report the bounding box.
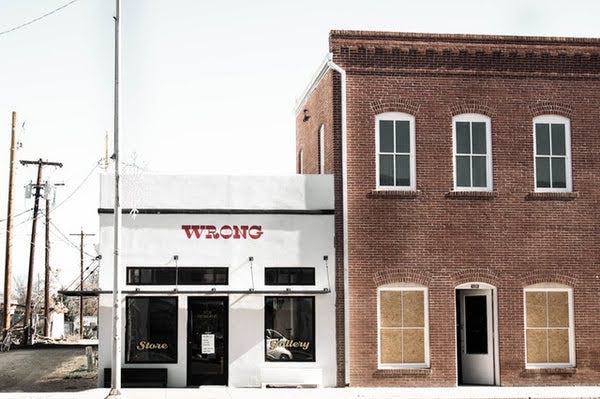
[1,386,598,399]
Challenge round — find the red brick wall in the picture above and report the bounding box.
[296,70,347,386]
[299,31,600,387]
[296,71,335,175]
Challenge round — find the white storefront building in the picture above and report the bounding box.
[97,174,336,388]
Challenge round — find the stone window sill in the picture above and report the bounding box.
[445,190,497,199]
[369,190,420,199]
[521,367,577,376]
[373,368,431,378]
[526,192,579,201]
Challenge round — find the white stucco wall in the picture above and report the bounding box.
[99,173,333,211]
[97,174,336,387]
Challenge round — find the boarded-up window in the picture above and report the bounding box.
[379,289,427,366]
[525,290,572,365]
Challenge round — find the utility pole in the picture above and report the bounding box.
[20,159,62,344]
[43,182,62,337]
[44,193,50,337]
[3,112,17,337]
[70,230,95,339]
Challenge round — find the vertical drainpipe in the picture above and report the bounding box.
[326,53,350,385]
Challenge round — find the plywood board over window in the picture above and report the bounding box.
[378,287,428,368]
[524,287,574,368]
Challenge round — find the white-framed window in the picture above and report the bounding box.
[533,115,572,192]
[375,112,416,190]
[452,114,493,191]
[319,124,325,174]
[377,284,429,368]
[524,284,575,368]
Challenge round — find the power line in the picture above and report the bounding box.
[0,0,80,38]
[64,258,98,291]
[46,221,90,258]
[52,159,102,212]
[0,207,33,223]
[0,158,102,236]
[48,220,96,259]
[81,263,99,286]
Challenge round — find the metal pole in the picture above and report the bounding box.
[44,193,50,337]
[105,131,109,170]
[107,0,123,396]
[24,160,43,344]
[3,112,17,336]
[79,231,84,339]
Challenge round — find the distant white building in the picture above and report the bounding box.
[97,174,336,388]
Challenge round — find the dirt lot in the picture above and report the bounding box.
[0,346,97,392]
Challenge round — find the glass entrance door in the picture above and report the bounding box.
[187,297,228,386]
[458,289,494,385]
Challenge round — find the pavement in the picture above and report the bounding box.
[0,386,599,399]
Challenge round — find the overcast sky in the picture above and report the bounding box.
[1,0,599,290]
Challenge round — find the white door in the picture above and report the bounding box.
[459,289,494,385]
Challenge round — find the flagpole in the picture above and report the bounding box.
[106,0,123,397]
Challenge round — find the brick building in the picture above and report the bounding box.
[296,30,600,387]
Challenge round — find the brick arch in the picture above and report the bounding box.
[528,101,574,118]
[521,270,577,287]
[451,269,501,287]
[448,101,495,117]
[373,268,432,287]
[370,98,420,115]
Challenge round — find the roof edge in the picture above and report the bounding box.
[294,53,332,115]
[329,30,600,47]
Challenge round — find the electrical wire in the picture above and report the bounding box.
[44,220,94,259]
[0,158,102,236]
[63,258,98,291]
[0,213,36,236]
[0,207,34,223]
[52,158,102,212]
[81,263,100,286]
[0,0,80,37]
[65,262,99,292]
[48,220,96,259]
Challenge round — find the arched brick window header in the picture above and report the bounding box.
[449,101,495,118]
[373,268,432,287]
[528,101,574,118]
[522,270,577,287]
[370,99,420,115]
[451,269,500,287]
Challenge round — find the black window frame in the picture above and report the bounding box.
[264,296,316,363]
[126,267,228,286]
[177,267,229,285]
[126,267,176,285]
[264,267,315,286]
[125,296,178,364]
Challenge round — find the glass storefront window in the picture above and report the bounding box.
[264,268,315,285]
[126,267,228,285]
[126,296,178,363]
[264,296,315,362]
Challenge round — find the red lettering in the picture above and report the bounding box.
[248,225,263,239]
[233,225,248,239]
[182,225,202,239]
[220,225,233,239]
[182,224,262,239]
[204,225,219,239]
